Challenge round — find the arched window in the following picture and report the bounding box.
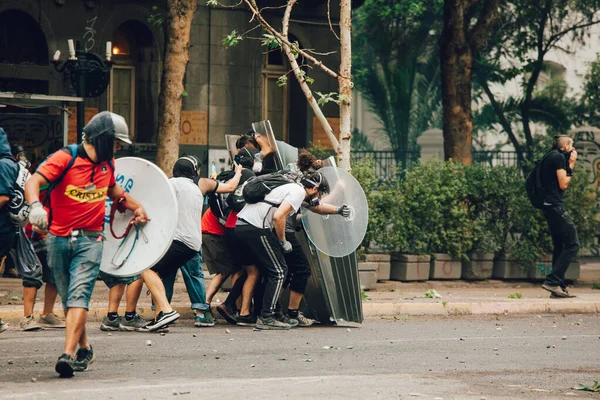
[0,9,49,95]
[261,34,308,147]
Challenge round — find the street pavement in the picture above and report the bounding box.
[0,315,599,399]
[2,260,600,322]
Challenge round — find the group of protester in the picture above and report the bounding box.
[0,111,350,378]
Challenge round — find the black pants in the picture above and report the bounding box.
[235,224,287,318]
[542,205,579,288]
[284,232,311,294]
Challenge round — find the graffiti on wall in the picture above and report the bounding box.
[572,128,600,255]
[0,113,63,167]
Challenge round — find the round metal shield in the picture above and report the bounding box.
[100,157,178,277]
[300,166,369,258]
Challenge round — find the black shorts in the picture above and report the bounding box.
[202,233,239,275]
[151,240,197,278]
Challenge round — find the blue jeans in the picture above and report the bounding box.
[47,234,103,311]
[163,251,209,311]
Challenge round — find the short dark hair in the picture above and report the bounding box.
[236,134,259,150]
[553,135,573,149]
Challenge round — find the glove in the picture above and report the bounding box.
[252,161,263,174]
[280,240,293,253]
[28,201,48,230]
[337,204,351,218]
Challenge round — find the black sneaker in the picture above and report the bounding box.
[236,314,257,326]
[217,303,238,325]
[550,287,576,298]
[55,353,75,378]
[73,345,95,372]
[145,310,180,332]
[275,313,299,327]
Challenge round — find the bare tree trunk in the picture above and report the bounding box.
[440,0,473,165]
[440,0,499,165]
[155,0,198,174]
[338,0,352,171]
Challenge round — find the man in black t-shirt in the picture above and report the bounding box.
[540,135,579,298]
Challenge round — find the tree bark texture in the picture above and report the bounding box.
[440,0,473,165]
[440,0,499,165]
[155,0,198,175]
[338,0,353,171]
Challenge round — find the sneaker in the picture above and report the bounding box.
[550,287,576,298]
[20,314,42,331]
[275,313,299,327]
[542,283,570,297]
[295,312,315,327]
[73,345,95,372]
[39,313,66,329]
[119,314,150,332]
[217,303,238,325]
[55,353,75,378]
[194,311,215,327]
[256,315,292,330]
[236,314,257,327]
[100,316,121,331]
[0,319,7,333]
[145,310,179,332]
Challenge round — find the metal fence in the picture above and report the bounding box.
[350,150,520,182]
[352,150,420,181]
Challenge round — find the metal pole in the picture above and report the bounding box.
[76,41,85,144]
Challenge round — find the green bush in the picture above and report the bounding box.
[360,158,600,267]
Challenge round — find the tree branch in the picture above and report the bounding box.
[281,0,340,151]
[244,0,343,80]
[327,0,340,41]
[468,0,501,52]
[478,75,526,166]
[545,17,600,52]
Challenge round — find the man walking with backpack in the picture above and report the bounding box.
[539,135,579,298]
[25,111,148,378]
[235,171,329,329]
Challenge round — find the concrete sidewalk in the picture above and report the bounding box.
[1,262,599,323]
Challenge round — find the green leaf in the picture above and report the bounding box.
[223,30,242,47]
[181,90,188,97]
[575,381,600,392]
[261,34,281,50]
[207,0,218,7]
[277,75,288,87]
[305,76,315,85]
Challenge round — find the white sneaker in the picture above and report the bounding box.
[20,314,42,331]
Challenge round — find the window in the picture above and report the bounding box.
[108,65,135,138]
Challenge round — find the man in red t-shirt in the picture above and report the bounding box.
[25,111,148,378]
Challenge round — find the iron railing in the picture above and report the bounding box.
[349,150,520,182]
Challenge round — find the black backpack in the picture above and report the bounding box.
[206,170,235,224]
[525,149,557,209]
[242,171,301,205]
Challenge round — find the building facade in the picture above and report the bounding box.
[0,0,343,173]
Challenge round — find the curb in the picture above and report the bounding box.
[1,300,599,323]
[362,300,600,317]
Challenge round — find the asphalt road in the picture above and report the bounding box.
[0,315,599,400]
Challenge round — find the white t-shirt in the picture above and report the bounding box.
[170,177,203,251]
[237,183,305,230]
